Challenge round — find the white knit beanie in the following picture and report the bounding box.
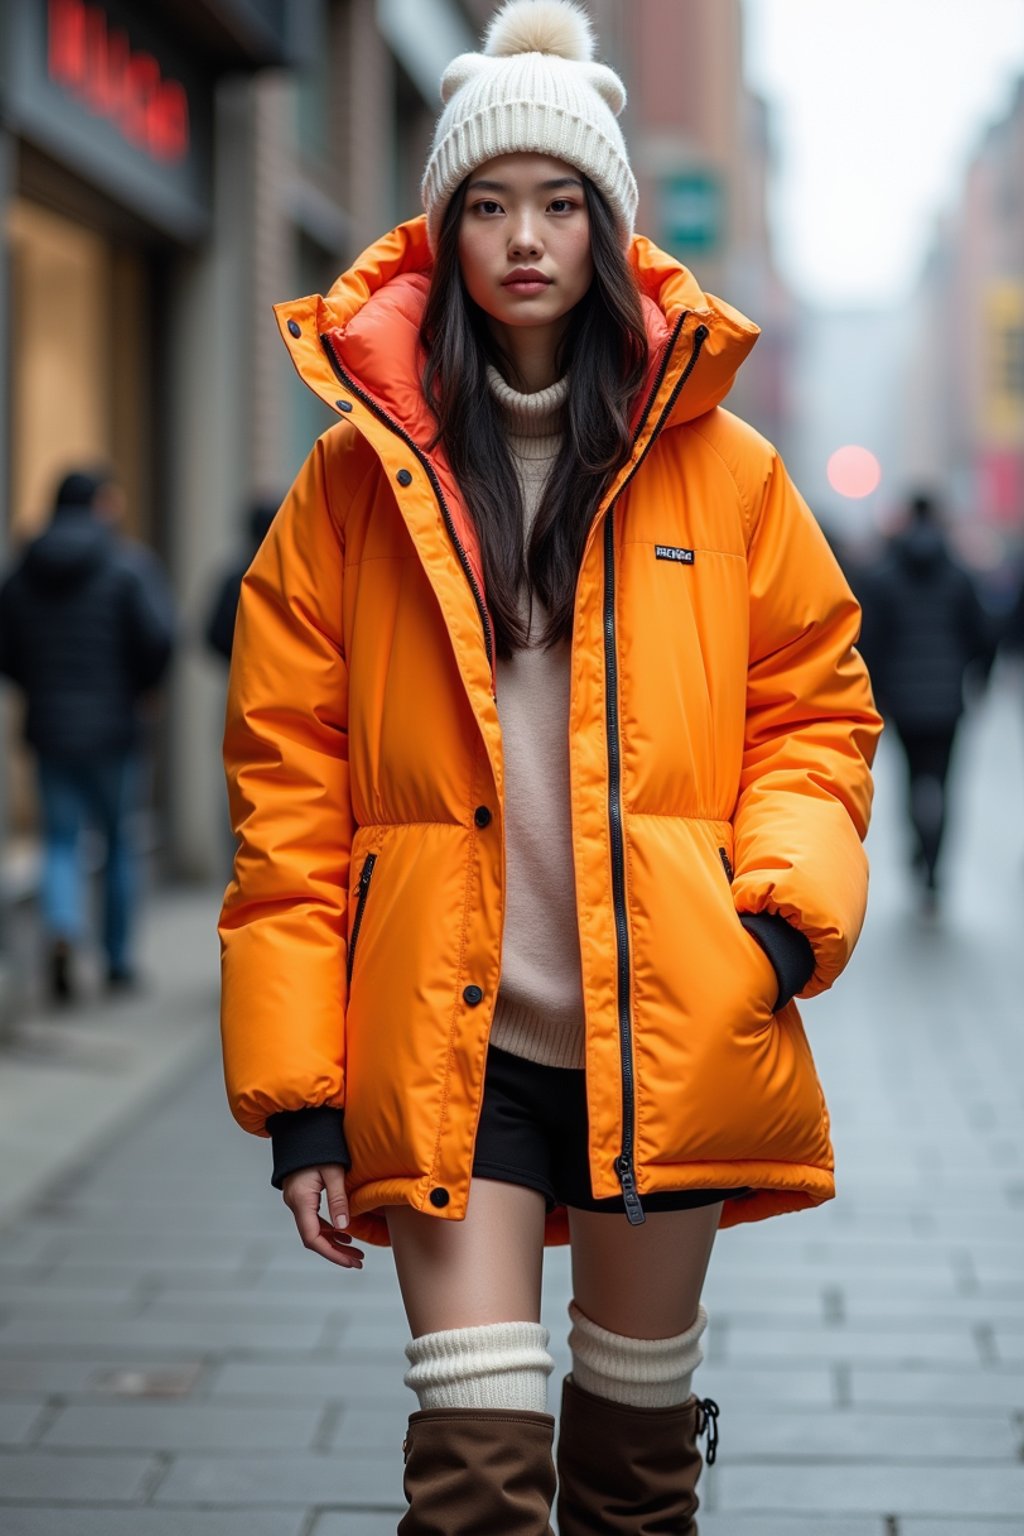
[421,0,637,253]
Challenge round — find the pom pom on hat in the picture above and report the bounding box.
[422,0,637,253]
[483,0,595,61]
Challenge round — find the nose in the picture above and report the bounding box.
[508,212,542,259]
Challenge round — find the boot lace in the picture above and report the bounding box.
[696,1397,720,1465]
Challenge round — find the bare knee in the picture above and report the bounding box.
[568,1202,721,1338]
[386,1177,546,1336]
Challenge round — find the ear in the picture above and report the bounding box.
[440,53,491,104]
[583,62,626,117]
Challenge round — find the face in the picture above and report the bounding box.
[457,153,593,345]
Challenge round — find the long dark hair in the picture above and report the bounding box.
[420,176,648,659]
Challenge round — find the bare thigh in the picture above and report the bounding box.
[567,1202,722,1338]
[386,1178,547,1338]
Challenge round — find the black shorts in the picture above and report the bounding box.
[473,1044,750,1216]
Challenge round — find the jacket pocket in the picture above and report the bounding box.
[346,851,378,991]
[717,843,777,1020]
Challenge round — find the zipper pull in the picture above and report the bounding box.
[615,1154,646,1226]
[357,853,376,891]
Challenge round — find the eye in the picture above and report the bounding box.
[472,199,503,216]
[549,198,578,214]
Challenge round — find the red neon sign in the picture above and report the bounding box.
[48,0,190,165]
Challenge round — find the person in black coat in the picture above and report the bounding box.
[204,499,277,664]
[0,469,176,1000]
[858,491,993,906]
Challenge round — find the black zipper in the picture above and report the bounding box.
[718,846,734,883]
[604,319,710,1226]
[320,333,495,681]
[346,852,378,990]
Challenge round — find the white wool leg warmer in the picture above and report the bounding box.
[568,1300,708,1408]
[403,1320,554,1412]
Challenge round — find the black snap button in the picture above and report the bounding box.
[463,984,483,1006]
[474,806,492,828]
[396,469,413,487]
[429,1187,450,1208]
[287,319,301,338]
[336,399,353,412]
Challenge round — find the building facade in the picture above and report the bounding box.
[903,77,1024,567]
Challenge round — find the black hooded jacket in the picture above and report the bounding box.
[857,522,992,729]
[0,508,176,756]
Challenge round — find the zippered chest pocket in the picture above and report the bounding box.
[346,852,378,990]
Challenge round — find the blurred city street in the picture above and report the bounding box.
[2,1,1024,1533]
[0,673,1021,1533]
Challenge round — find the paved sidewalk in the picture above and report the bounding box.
[0,679,1023,1533]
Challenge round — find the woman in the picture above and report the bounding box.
[219,2,880,1530]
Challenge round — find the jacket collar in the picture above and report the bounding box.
[276,214,759,452]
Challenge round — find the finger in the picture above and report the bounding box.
[287,1182,324,1249]
[305,1229,366,1268]
[318,1217,353,1244]
[321,1165,350,1228]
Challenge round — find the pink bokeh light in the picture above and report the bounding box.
[827,445,882,499]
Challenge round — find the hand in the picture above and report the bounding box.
[281,1164,365,1269]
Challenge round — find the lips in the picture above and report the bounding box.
[502,270,551,286]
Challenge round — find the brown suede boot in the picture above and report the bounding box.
[397,1406,557,1534]
[555,1375,719,1535]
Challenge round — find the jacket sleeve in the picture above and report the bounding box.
[219,434,355,1148]
[731,452,882,999]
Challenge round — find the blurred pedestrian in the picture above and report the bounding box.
[204,498,277,664]
[218,2,879,1531]
[858,490,993,907]
[0,468,176,1002]
[203,497,278,879]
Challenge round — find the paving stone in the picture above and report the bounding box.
[0,1511,306,1535]
[714,1462,1024,1517]
[704,1407,1017,1460]
[0,1400,45,1445]
[37,1231,252,1268]
[720,1322,980,1366]
[41,1402,324,1451]
[308,1518,413,1536]
[37,1263,251,1289]
[0,1284,140,1315]
[992,1328,1024,1361]
[697,1366,835,1407]
[0,1357,207,1395]
[850,1368,1024,1411]
[0,1315,326,1351]
[0,1450,157,1501]
[153,1450,401,1508]
[899,1524,1024,1534]
[0,1231,59,1270]
[208,1359,410,1406]
[138,1296,348,1326]
[329,1402,414,1453]
[698,1522,881,1536]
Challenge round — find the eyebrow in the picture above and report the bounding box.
[466,177,584,193]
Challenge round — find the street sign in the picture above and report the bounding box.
[658,170,723,255]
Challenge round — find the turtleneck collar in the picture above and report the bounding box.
[486,365,568,448]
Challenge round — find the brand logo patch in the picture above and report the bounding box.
[654,545,695,564]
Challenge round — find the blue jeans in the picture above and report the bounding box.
[36,752,140,974]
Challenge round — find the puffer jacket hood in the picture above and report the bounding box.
[23,511,112,594]
[272,215,759,686]
[220,216,879,1246]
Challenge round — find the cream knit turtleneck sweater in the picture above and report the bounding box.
[486,364,586,1071]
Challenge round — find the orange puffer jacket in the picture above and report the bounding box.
[220,216,880,1247]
